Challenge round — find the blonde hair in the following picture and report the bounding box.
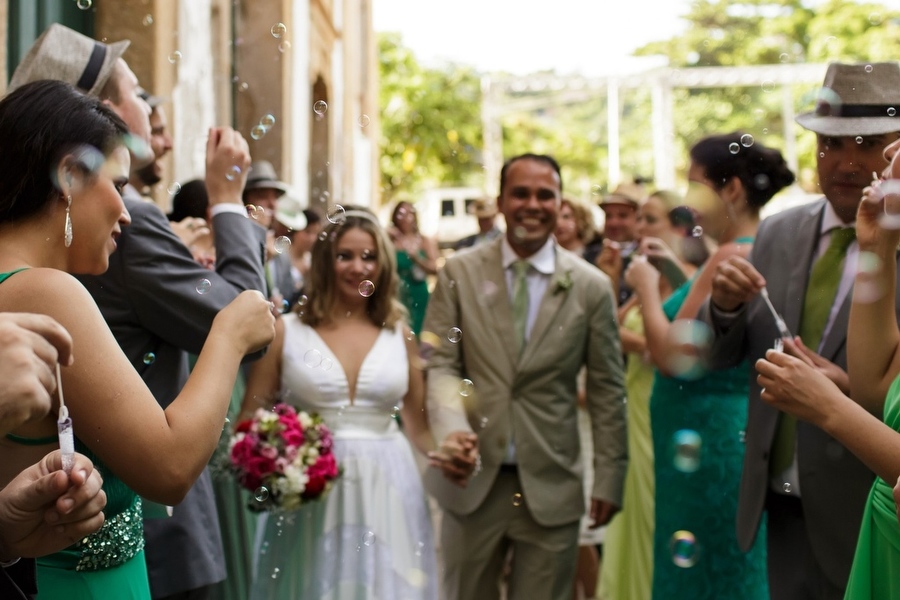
[298,207,408,329]
[560,198,596,244]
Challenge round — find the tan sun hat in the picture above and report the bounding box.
[796,62,900,137]
[600,182,644,211]
[8,24,130,98]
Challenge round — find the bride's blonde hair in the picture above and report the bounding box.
[298,207,408,329]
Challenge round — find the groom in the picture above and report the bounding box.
[423,153,628,600]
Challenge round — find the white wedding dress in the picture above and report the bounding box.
[250,314,438,600]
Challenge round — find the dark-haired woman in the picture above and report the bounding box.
[625,133,795,599]
[242,208,459,599]
[0,81,274,598]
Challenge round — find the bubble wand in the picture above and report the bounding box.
[760,287,792,340]
[56,363,74,474]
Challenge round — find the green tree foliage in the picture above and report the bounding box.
[377,32,483,204]
[637,0,900,185]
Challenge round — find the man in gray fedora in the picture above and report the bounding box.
[242,160,290,230]
[700,62,900,599]
[9,24,267,600]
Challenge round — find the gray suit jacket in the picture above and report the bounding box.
[77,188,267,597]
[700,198,900,588]
[422,239,627,526]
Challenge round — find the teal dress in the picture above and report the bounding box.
[843,372,900,599]
[649,245,768,599]
[1,268,151,599]
[395,250,429,335]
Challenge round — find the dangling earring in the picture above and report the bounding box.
[64,195,73,248]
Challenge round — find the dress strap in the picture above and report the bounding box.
[0,267,29,285]
[5,432,57,445]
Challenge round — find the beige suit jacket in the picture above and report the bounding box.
[422,239,627,527]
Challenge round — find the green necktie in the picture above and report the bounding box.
[512,260,530,352]
[770,227,856,476]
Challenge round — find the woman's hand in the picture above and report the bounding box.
[595,239,623,282]
[624,255,660,296]
[756,348,845,429]
[213,290,276,356]
[859,176,900,253]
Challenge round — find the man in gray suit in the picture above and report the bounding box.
[701,62,900,599]
[423,153,627,600]
[9,25,267,600]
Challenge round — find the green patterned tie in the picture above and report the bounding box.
[512,260,530,352]
[770,227,855,476]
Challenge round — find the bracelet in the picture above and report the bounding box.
[0,556,20,568]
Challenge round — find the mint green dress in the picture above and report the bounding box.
[649,243,769,599]
[843,372,900,599]
[1,268,151,599]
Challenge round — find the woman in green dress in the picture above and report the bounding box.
[626,133,794,599]
[0,80,274,598]
[599,191,702,600]
[756,138,900,599]
[389,201,438,335]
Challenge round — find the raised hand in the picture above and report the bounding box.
[623,255,659,296]
[204,127,252,207]
[710,255,765,312]
[211,290,276,357]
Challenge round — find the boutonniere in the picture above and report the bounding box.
[553,270,574,295]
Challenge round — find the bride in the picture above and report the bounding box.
[242,207,475,599]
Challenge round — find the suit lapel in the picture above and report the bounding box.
[781,202,824,335]
[479,242,520,368]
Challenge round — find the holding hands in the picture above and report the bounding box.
[429,431,479,488]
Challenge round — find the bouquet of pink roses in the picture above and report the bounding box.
[229,403,339,511]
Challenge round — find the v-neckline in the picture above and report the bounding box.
[308,325,386,405]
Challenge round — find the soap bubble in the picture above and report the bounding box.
[447,327,462,343]
[358,280,376,297]
[143,352,156,365]
[670,530,700,568]
[313,100,328,115]
[274,236,291,254]
[196,279,211,294]
[271,22,287,38]
[672,429,702,473]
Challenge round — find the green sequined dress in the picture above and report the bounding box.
[0,269,150,599]
[4,435,151,599]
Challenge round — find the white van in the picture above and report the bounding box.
[414,187,488,248]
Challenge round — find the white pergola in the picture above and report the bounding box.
[481,63,829,195]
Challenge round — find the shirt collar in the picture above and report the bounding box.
[501,236,556,275]
[820,200,855,234]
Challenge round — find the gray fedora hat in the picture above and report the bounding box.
[244,161,290,195]
[8,24,130,97]
[796,62,900,137]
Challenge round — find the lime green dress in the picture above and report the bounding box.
[843,372,900,599]
[0,269,150,599]
[598,305,655,600]
[395,250,429,335]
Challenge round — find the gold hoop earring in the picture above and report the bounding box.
[64,195,73,248]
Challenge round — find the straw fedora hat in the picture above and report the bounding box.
[275,192,309,231]
[796,62,900,137]
[8,24,129,98]
[600,182,644,210]
[244,161,290,195]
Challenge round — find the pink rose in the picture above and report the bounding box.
[230,436,255,466]
[282,428,304,447]
[260,445,278,460]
